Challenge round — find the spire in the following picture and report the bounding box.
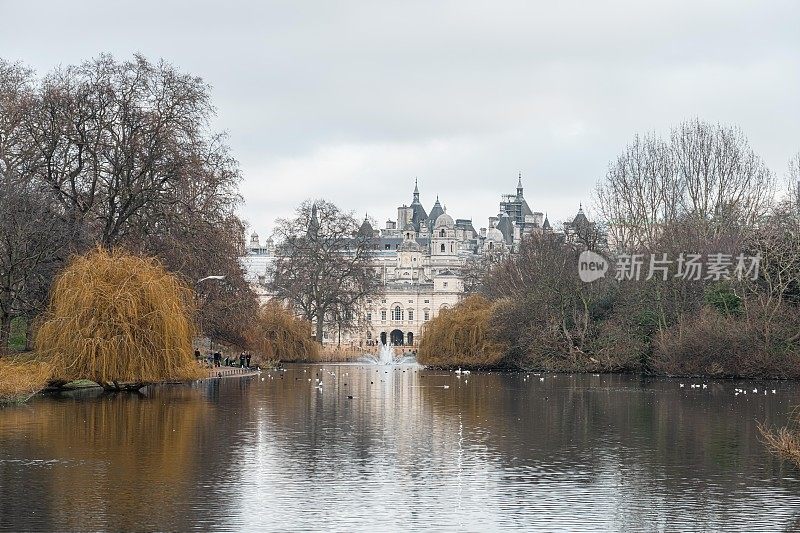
[517,172,523,197]
[542,212,551,231]
[307,203,320,237]
[412,178,420,204]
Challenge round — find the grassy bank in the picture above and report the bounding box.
[0,359,52,404]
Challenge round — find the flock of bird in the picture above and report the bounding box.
[254,365,780,398]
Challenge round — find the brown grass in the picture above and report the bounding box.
[759,409,800,469]
[417,295,507,368]
[246,300,319,362]
[0,359,52,403]
[34,247,204,387]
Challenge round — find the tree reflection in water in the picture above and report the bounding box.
[1,369,799,531]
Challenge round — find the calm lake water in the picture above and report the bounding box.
[1,364,799,531]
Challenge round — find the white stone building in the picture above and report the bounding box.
[241,177,580,350]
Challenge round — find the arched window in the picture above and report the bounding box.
[450,243,454,252]
[392,306,402,321]
[488,242,494,250]
[440,229,446,237]
[440,243,445,252]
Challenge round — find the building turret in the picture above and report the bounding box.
[357,214,375,238]
[432,211,456,256]
[308,203,320,237]
[572,203,589,227]
[427,196,444,232]
[398,179,428,232]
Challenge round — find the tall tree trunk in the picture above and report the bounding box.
[315,311,324,345]
[0,313,11,355]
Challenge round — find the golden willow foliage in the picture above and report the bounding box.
[35,248,203,386]
[0,360,52,403]
[418,295,507,368]
[246,300,319,362]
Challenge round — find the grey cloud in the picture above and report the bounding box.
[1,0,797,235]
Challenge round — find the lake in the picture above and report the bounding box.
[1,364,799,531]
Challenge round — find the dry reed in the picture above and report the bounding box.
[417,295,507,368]
[34,248,203,387]
[246,300,319,362]
[0,360,52,403]
[759,408,800,469]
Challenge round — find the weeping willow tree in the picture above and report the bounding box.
[35,248,203,389]
[246,300,319,362]
[418,295,507,368]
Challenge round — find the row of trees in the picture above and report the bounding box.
[0,55,256,351]
[596,120,776,249]
[426,120,799,377]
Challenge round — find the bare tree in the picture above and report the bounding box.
[0,60,72,351]
[0,54,255,349]
[25,54,217,246]
[745,199,800,342]
[595,133,679,250]
[269,200,382,344]
[788,151,800,212]
[0,185,72,351]
[672,119,774,230]
[594,120,775,250]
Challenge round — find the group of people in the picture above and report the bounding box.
[194,349,253,369]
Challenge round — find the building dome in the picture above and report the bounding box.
[485,227,504,242]
[434,212,455,229]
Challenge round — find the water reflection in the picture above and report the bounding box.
[1,367,799,531]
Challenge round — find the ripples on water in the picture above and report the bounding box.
[1,365,799,531]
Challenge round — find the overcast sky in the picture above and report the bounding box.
[1,1,798,235]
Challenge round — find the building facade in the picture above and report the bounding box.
[241,177,587,350]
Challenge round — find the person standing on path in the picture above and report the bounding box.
[239,352,246,368]
[245,353,251,369]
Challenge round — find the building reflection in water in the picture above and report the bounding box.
[1,367,799,530]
